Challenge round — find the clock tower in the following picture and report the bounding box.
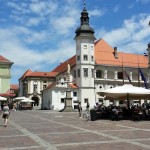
[74,2,96,108]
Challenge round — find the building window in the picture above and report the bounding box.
[118,72,123,79]
[61,98,65,103]
[96,70,102,78]
[77,55,80,61]
[61,92,65,95]
[91,45,93,50]
[43,85,47,89]
[33,84,37,92]
[43,80,47,83]
[83,55,88,61]
[83,68,88,77]
[91,69,94,78]
[73,92,77,97]
[74,70,76,78]
[84,45,87,49]
[98,99,103,104]
[91,56,94,61]
[84,98,88,103]
[77,69,80,77]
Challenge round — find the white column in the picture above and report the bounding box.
[37,81,40,93]
[104,70,107,79]
[114,71,117,80]
[130,72,132,80]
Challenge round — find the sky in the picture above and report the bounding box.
[0,0,150,84]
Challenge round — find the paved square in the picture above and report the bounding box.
[0,110,150,150]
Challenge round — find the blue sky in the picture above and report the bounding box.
[0,0,150,84]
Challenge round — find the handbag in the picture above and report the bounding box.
[3,111,10,115]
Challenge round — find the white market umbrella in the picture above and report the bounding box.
[100,84,150,99]
[99,84,150,108]
[20,98,34,103]
[14,96,26,102]
[0,96,7,101]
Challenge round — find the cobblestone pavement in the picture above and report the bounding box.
[1,110,150,150]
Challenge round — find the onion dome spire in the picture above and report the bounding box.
[75,1,96,39]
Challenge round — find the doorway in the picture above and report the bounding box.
[32,96,39,106]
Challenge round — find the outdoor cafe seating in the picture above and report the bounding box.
[90,103,150,121]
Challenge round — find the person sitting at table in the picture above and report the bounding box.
[111,106,119,121]
[94,102,99,110]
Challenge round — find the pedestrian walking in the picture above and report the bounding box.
[78,102,82,118]
[2,103,10,127]
[85,102,90,120]
[12,102,17,111]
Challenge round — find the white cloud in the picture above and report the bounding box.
[136,0,150,3]
[1,0,149,84]
[96,14,150,54]
[29,1,57,15]
[89,9,106,17]
[0,25,75,83]
[51,17,77,34]
[26,17,41,26]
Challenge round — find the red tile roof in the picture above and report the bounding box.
[19,69,58,80]
[68,83,78,89]
[20,39,148,81]
[52,55,76,74]
[10,84,19,90]
[95,39,148,68]
[0,55,11,62]
[0,55,13,66]
[0,93,16,97]
[19,69,32,80]
[52,39,148,74]
[27,72,58,77]
[0,89,16,98]
[44,83,78,91]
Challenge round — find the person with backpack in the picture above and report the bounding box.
[2,103,10,127]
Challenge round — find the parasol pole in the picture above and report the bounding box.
[138,57,140,87]
[122,55,124,85]
[127,93,130,110]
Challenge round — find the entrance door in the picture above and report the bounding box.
[32,96,39,106]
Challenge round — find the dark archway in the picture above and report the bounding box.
[32,96,39,106]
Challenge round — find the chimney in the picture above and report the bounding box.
[114,47,118,59]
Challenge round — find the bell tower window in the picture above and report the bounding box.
[83,55,88,61]
[83,68,88,77]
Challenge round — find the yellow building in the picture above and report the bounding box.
[0,55,14,97]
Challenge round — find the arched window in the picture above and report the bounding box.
[96,70,102,78]
[118,72,123,79]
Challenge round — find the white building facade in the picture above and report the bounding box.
[19,6,150,111]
